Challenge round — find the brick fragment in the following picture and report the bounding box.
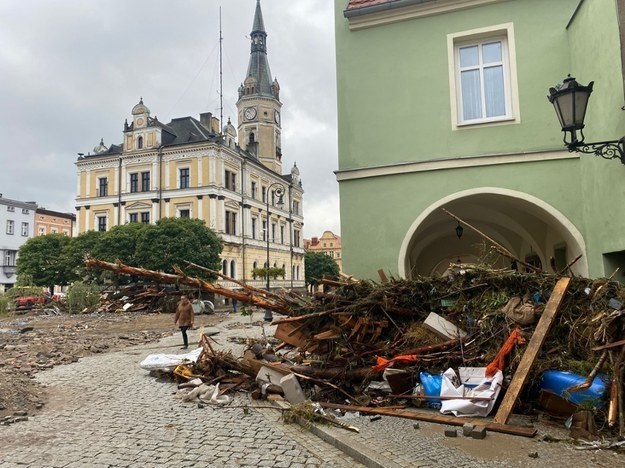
[462,423,474,436]
[470,426,487,439]
[444,428,458,437]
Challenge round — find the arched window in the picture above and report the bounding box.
[249,132,255,144]
[137,136,143,149]
[230,260,236,279]
[222,260,228,276]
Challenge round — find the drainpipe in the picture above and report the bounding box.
[117,156,122,225]
[241,158,247,283]
[157,145,164,220]
[289,183,294,290]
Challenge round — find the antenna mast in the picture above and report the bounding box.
[219,6,224,133]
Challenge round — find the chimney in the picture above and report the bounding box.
[200,112,220,134]
[312,237,319,245]
[200,112,213,130]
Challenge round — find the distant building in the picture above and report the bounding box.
[35,208,75,237]
[0,194,36,291]
[305,230,342,273]
[74,0,305,291]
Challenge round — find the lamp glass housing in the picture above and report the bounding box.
[548,76,593,136]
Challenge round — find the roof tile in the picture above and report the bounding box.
[346,0,394,10]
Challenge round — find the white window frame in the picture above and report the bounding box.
[6,220,14,235]
[447,23,520,130]
[178,167,190,189]
[21,222,29,236]
[175,204,192,219]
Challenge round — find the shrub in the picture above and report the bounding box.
[67,281,101,314]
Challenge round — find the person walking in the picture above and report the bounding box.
[174,295,194,349]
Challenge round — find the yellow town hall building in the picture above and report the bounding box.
[74,1,305,290]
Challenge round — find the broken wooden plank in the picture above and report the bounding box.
[592,338,625,351]
[493,276,571,425]
[319,402,537,437]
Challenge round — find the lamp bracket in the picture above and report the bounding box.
[567,137,625,164]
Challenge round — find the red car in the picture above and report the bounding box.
[15,294,50,309]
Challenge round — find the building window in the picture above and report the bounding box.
[292,200,299,215]
[5,250,16,266]
[448,23,518,128]
[262,187,267,203]
[137,136,143,149]
[38,227,45,236]
[225,211,237,235]
[129,213,138,223]
[130,173,139,193]
[141,171,150,192]
[222,260,228,276]
[225,170,237,191]
[7,206,14,212]
[251,217,257,239]
[97,216,107,232]
[98,177,108,197]
[6,220,14,235]
[271,223,276,242]
[262,220,267,241]
[179,209,190,218]
[22,208,29,214]
[141,212,150,224]
[62,230,69,236]
[293,229,301,248]
[230,260,236,279]
[280,225,285,244]
[21,222,28,236]
[51,228,57,234]
[251,181,257,199]
[179,168,190,189]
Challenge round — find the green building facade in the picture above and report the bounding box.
[335,0,625,280]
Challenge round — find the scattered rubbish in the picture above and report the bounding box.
[88,257,625,440]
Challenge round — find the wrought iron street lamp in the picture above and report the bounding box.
[548,75,625,163]
[264,181,285,321]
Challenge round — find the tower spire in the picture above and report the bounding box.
[244,0,275,98]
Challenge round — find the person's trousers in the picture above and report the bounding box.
[179,326,190,348]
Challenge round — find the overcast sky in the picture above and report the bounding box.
[0,0,340,238]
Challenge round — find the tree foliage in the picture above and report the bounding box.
[16,218,223,287]
[135,218,223,278]
[304,251,340,287]
[16,234,72,291]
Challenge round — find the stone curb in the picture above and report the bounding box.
[270,401,400,468]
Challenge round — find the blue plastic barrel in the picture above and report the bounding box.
[540,370,609,406]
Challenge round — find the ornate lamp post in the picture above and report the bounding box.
[548,75,625,163]
[264,182,285,321]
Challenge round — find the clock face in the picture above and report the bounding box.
[244,107,257,120]
[136,117,144,126]
[274,110,280,125]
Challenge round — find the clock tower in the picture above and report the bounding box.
[236,0,282,173]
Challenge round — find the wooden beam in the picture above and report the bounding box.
[319,402,537,437]
[493,277,571,424]
[592,338,625,351]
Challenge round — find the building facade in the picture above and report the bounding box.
[75,0,305,290]
[305,230,343,273]
[336,0,625,281]
[0,195,36,291]
[35,208,75,237]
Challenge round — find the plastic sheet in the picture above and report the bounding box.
[139,347,202,371]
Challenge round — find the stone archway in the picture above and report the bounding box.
[398,188,587,278]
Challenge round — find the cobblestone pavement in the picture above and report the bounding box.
[312,410,625,468]
[2,311,625,468]
[0,312,359,468]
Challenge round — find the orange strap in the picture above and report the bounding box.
[485,327,526,377]
[372,354,420,372]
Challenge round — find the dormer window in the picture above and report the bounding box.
[137,136,143,149]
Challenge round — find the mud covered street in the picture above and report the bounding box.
[0,311,222,421]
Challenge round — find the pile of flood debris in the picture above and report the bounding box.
[88,258,625,440]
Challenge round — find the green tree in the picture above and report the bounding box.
[59,230,104,283]
[135,217,222,278]
[304,251,340,288]
[16,234,72,292]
